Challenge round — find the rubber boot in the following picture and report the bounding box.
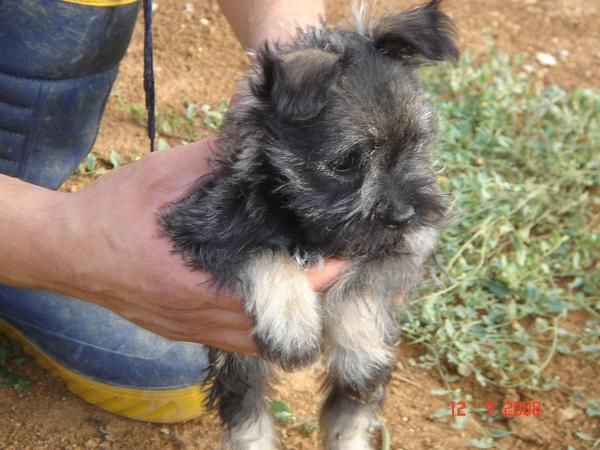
[0,0,209,423]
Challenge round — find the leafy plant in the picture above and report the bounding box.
[123,100,229,149]
[200,100,228,130]
[270,399,319,438]
[109,149,122,168]
[0,333,31,391]
[400,43,599,390]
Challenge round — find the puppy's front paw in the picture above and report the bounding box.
[241,252,322,371]
[253,283,322,371]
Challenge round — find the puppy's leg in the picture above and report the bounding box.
[320,384,385,450]
[238,250,322,370]
[321,228,438,450]
[208,350,279,450]
[320,268,399,450]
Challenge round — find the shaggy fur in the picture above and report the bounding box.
[160,1,458,448]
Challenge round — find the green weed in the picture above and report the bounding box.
[87,44,599,399]
[401,43,599,390]
[0,333,31,391]
[270,399,319,438]
[77,149,124,175]
[122,100,229,150]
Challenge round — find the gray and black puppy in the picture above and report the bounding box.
[161,1,458,448]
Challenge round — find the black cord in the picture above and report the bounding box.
[142,0,156,152]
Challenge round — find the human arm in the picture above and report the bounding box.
[217,0,325,50]
[0,138,344,353]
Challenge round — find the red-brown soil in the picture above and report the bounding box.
[1,1,598,449]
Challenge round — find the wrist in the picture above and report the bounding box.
[38,189,85,295]
[0,175,69,290]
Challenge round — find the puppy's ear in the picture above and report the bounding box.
[371,0,459,64]
[263,48,340,121]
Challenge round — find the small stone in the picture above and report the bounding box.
[85,438,100,449]
[503,388,520,404]
[559,406,580,421]
[184,2,193,13]
[159,426,170,435]
[509,415,546,444]
[585,70,593,78]
[151,1,158,12]
[559,49,570,60]
[402,416,409,422]
[199,18,210,26]
[457,363,472,377]
[536,52,557,66]
[444,436,470,448]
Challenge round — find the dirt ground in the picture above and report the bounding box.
[1,1,599,449]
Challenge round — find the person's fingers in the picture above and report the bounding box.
[197,329,258,354]
[305,258,347,292]
[197,285,247,312]
[161,308,255,332]
[125,309,255,348]
[146,249,246,313]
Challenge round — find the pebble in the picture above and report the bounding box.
[151,1,158,12]
[457,363,472,377]
[536,52,557,66]
[160,426,170,435]
[200,18,210,26]
[85,438,100,449]
[558,406,580,421]
[559,49,570,60]
[184,3,193,13]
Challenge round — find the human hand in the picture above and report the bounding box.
[47,138,344,354]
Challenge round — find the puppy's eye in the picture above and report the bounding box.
[331,148,361,174]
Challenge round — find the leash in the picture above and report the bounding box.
[142,0,156,152]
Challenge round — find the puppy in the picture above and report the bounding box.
[161,1,458,448]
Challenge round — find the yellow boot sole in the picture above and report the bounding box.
[0,319,209,423]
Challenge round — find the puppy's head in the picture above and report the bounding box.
[225,0,458,255]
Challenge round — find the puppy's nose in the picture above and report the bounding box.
[385,205,415,227]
